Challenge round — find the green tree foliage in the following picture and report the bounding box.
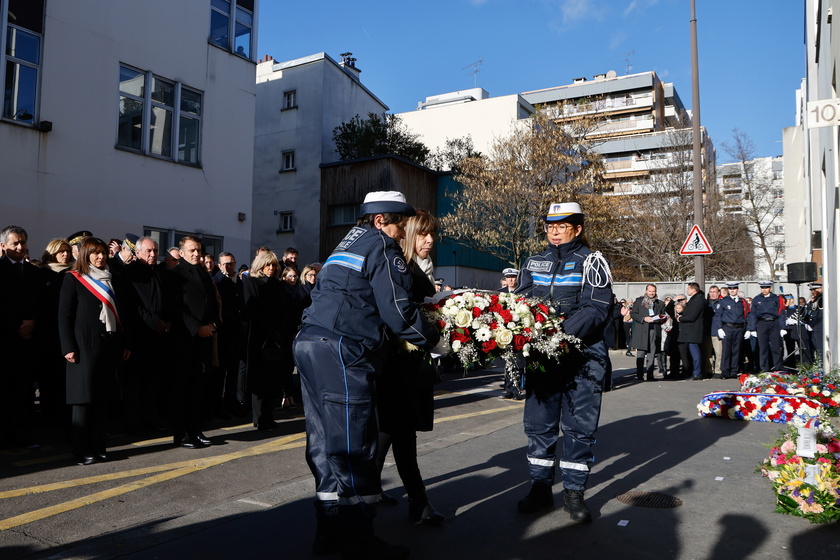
[332,113,430,165]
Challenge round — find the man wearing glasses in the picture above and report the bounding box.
[514,202,612,524]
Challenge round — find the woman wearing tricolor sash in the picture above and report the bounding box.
[59,237,130,465]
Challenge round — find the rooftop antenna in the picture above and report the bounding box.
[624,50,635,75]
[463,58,483,88]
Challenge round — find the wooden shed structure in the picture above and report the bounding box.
[319,155,439,260]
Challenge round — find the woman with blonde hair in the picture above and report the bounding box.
[300,264,318,294]
[243,251,300,428]
[41,238,74,422]
[376,209,444,525]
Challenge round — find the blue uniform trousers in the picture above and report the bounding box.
[755,319,782,372]
[523,341,608,491]
[293,324,382,506]
[720,324,745,376]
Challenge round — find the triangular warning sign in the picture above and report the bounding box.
[679,224,713,255]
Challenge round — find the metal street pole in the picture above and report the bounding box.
[690,0,705,291]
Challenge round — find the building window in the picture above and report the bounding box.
[283,89,297,110]
[281,150,295,171]
[209,0,254,60]
[1,0,44,124]
[146,228,223,258]
[118,64,202,165]
[329,204,360,226]
[277,211,294,233]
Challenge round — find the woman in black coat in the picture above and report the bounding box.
[243,251,296,430]
[38,239,73,422]
[375,210,444,525]
[59,237,129,465]
[677,282,707,380]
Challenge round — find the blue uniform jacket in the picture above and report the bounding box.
[711,296,749,331]
[514,237,611,344]
[302,225,439,353]
[747,292,785,331]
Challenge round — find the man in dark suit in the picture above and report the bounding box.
[677,282,707,380]
[168,235,220,448]
[123,236,173,434]
[0,225,44,448]
[213,251,246,417]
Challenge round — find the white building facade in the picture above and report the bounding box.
[397,88,534,156]
[252,52,388,262]
[784,0,840,366]
[1,0,257,258]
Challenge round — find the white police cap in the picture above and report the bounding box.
[502,268,519,277]
[545,202,583,223]
[359,191,415,217]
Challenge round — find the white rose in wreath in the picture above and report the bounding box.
[495,328,514,348]
[454,309,472,328]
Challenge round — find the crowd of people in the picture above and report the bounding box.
[616,280,824,381]
[1,208,827,558]
[0,224,315,461]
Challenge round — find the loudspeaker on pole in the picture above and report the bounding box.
[786,262,818,284]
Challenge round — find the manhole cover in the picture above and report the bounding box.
[615,491,683,508]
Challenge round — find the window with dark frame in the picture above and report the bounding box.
[283,89,297,110]
[2,0,45,124]
[118,64,202,165]
[281,150,295,171]
[278,211,294,233]
[209,0,254,60]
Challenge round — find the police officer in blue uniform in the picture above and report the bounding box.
[513,202,612,524]
[712,281,749,379]
[293,191,439,560]
[746,281,786,372]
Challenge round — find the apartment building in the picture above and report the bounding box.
[252,52,389,262]
[717,157,786,280]
[521,71,715,196]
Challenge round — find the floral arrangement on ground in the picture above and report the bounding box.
[697,369,839,428]
[422,290,581,376]
[757,422,840,523]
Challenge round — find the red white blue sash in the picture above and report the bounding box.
[69,271,122,329]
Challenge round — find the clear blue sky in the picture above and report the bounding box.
[258,0,804,162]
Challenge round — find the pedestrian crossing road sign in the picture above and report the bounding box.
[679,224,713,255]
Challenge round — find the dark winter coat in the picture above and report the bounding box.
[378,267,438,434]
[58,272,126,404]
[677,293,707,344]
[630,296,666,351]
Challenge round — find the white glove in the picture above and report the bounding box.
[805,324,813,332]
[780,329,787,337]
[744,331,751,340]
[786,317,797,325]
[751,331,757,338]
[718,328,726,339]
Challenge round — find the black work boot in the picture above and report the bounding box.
[563,489,592,524]
[313,500,341,556]
[646,364,656,381]
[340,504,409,560]
[517,481,554,514]
[635,358,645,380]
